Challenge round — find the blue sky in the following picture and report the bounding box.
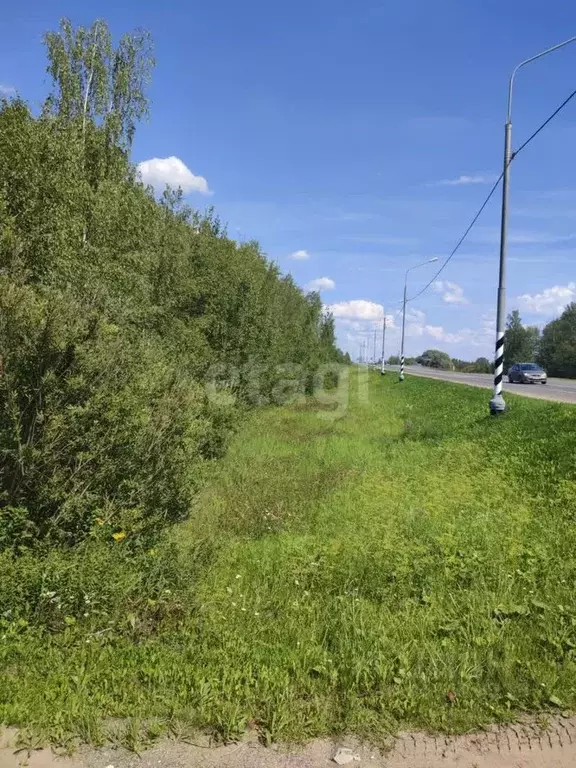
[2,0,576,360]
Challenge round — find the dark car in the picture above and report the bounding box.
[508,362,547,384]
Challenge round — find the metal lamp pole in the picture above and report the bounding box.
[380,310,387,375]
[489,35,576,415]
[399,258,438,382]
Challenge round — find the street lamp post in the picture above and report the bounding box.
[399,258,438,382]
[380,310,387,375]
[489,35,576,415]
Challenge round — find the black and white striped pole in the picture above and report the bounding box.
[399,282,407,382]
[489,119,510,415]
[399,258,438,382]
[489,35,576,415]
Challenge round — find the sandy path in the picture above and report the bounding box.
[4,717,576,768]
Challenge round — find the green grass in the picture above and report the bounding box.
[2,370,576,747]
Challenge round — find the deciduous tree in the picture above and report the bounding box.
[538,303,576,378]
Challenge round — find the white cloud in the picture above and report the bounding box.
[328,303,399,349]
[344,321,367,332]
[338,302,499,359]
[406,308,426,323]
[433,280,468,304]
[433,173,498,187]
[427,321,495,347]
[396,306,492,347]
[335,302,496,357]
[518,282,576,315]
[443,330,469,344]
[425,325,445,340]
[137,156,210,195]
[289,249,311,260]
[481,312,496,337]
[327,300,384,322]
[0,84,15,96]
[419,325,480,345]
[305,277,335,292]
[406,323,425,338]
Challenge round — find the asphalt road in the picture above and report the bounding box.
[388,366,576,404]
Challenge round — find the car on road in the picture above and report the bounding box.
[508,362,547,384]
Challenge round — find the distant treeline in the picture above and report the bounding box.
[387,351,490,372]
[0,19,346,550]
[503,307,576,378]
[388,305,576,376]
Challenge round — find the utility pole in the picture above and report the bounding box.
[380,311,387,375]
[373,328,377,365]
[400,281,407,381]
[400,258,438,382]
[489,35,576,414]
[489,122,511,415]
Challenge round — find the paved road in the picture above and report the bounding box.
[388,366,576,404]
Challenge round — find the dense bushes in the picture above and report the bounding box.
[0,19,344,550]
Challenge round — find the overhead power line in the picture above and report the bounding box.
[407,87,576,304]
[512,87,576,159]
[407,173,503,302]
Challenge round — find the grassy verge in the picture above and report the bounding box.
[2,370,576,747]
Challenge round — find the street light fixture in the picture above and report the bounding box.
[399,258,439,382]
[489,35,576,415]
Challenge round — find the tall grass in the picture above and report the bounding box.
[2,371,576,746]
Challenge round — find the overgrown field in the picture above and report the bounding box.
[2,372,576,747]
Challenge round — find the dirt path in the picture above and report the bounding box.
[4,718,576,768]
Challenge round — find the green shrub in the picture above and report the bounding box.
[0,20,345,551]
[0,279,234,546]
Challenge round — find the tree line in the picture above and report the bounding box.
[387,304,575,376]
[504,306,576,378]
[387,350,490,372]
[0,19,346,550]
